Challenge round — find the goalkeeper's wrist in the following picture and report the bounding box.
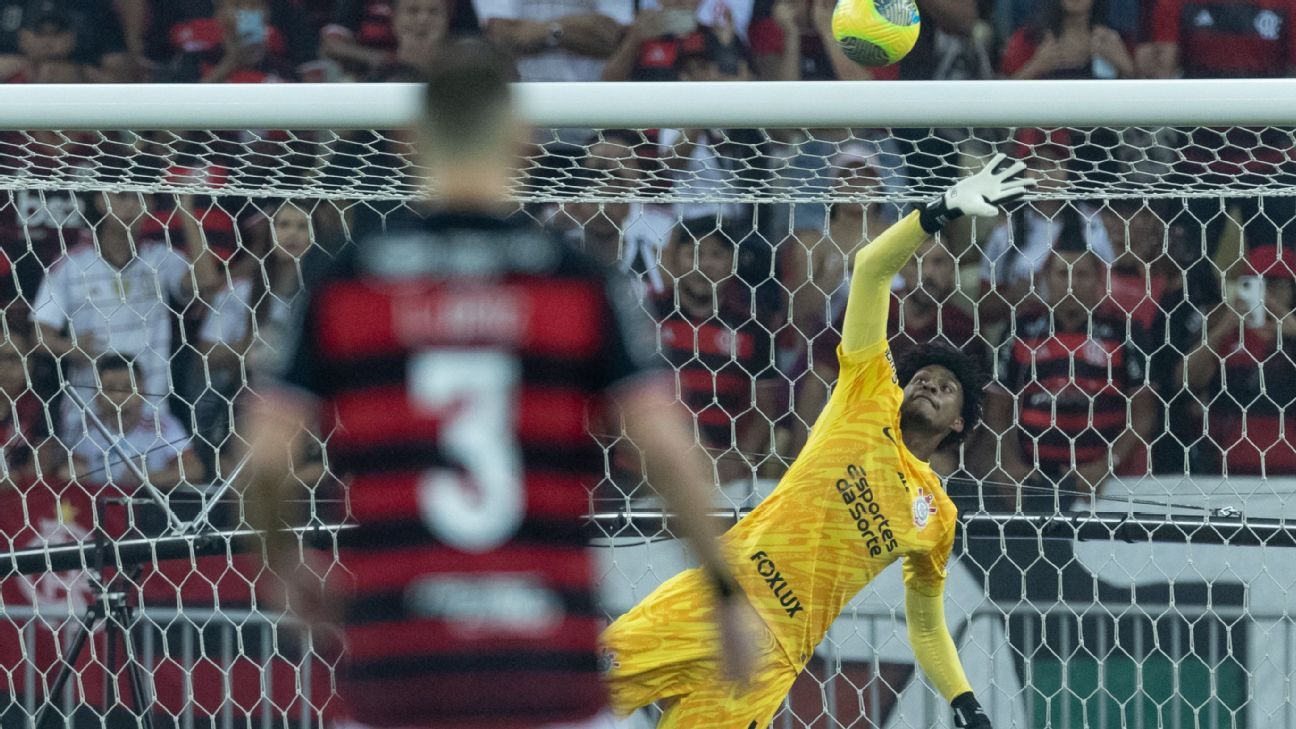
[951,692,990,729]
[918,194,958,234]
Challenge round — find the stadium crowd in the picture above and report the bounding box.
[0,0,1289,520]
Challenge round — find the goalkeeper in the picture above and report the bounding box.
[602,155,1035,729]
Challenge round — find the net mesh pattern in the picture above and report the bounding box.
[6,126,1296,202]
[0,124,1292,728]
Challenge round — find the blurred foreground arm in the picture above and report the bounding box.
[619,382,758,683]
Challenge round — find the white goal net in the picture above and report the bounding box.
[0,80,1292,729]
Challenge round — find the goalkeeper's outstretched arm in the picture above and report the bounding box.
[840,154,1036,355]
[865,155,1035,729]
[906,585,990,728]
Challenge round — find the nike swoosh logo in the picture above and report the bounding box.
[882,426,895,444]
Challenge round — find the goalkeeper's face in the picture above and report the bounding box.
[899,364,965,437]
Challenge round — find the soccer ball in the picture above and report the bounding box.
[832,0,922,67]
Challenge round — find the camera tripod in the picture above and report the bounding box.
[31,497,155,729]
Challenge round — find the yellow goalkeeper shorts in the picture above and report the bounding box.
[601,568,799,729]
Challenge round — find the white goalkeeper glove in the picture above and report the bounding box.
[918,153,1037,234]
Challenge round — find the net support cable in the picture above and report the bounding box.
[4,510,1294,580]
[62,385,186,533]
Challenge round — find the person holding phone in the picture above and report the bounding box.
[159,0,298,83]
[1184,245,1296,475]
[601,0,702,81]
[474,0,631,82]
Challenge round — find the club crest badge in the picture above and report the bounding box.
[913,488,936,529]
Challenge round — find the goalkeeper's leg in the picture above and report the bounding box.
[602,569,798,729]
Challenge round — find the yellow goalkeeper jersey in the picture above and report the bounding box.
[723,212,958,666]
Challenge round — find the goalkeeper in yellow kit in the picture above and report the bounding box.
[602,156,1036,729]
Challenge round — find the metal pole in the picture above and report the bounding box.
[182,447,251,535]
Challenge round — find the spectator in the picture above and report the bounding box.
[1102,199,1171,330]
[891,239,986,362]
[1138,1,1296,259]
[749,0,875,80]
[244,201,329,376]
[655,220,777,483]
[0,3,93,83]
[322,0,401,74]
[1000,0,1135,79]
[0,135,97,315]
[31,190,222,439]
[0,0,134,81]
[751,0,980,81]
[545,134,673,295]
[1139,204,1222,474]
[602,0,705,81]
[977,142,1114,324]
[195,199,328,386]
[115,0,149,73]
[151,0,317,82]
[749,0,982,194]
[658,25,758,221]
[1184,245,1296,474]
[474,0,632,81]
[173,195,247,477]
[983,241,1156,500]
[779,143,896,366]
[0,329,57,481]
[995,0,1145,49]
[194,200,331,484]
[599,0,757,83]
[65,355,201,489]
[1140,0,1296,79]
[322,0,479,78]
[383,0,454,77]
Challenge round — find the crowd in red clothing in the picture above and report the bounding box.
[0,0,1286,85]
[0,0,1291,506]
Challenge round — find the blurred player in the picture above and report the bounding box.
[602,156,1036,729]
[244,40,753,729]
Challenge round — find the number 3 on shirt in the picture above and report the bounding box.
[409,350,524,553]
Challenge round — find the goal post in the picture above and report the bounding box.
[0,80,1293,729]
[0,79,1295,129]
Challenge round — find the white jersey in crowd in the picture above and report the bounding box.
[32,241,190,417]
[979,204,1115,288]
[200,278,254,347]
[473,0,635,81]
[68,403,191,486]
[540,201,674,299]
[200,277,298,378]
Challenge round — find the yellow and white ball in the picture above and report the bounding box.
[831,0,922,67]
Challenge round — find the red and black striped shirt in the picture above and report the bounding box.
[1207,327,1296,473]
[278,211,658,728]
[1151,1,1296,176]
[652,294,774,452]
[995,308,1146,477]
[1152,0,1296,78]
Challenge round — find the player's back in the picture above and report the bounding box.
[293,211,648,728]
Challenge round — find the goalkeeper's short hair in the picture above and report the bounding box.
[895,342,987,448]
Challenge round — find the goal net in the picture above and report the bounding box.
[0,80,1293,729]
